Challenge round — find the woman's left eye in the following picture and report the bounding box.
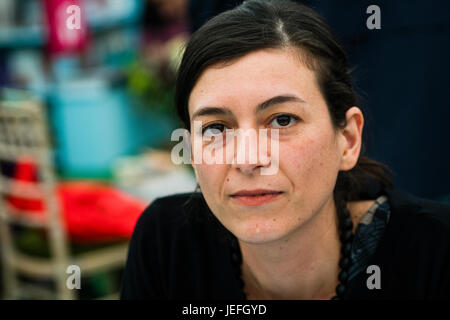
[270,114,298,128]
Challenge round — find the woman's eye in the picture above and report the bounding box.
[270,114,298,128]
[202,123,226,136]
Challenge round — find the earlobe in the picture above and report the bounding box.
[340,107,364,171]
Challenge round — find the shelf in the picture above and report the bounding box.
[0,26,45,48]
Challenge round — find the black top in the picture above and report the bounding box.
[120,189,450,299]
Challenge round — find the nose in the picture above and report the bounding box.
[232,161,263,175]
[230,128,272,176]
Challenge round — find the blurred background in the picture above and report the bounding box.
[0,0,448,299]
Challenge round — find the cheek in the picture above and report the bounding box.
[281,132,340,191]
[193,164,227,195]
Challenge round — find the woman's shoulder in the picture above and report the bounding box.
[346,189,450,298]
[386,188,450,235]
[380,189,450,272]
[134,192,228,243]
[138,192,207,223]
[122,192,237,299]
[145,192,204,212]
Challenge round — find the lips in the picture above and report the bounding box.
[231,189,282,197]
[230,189,283,206]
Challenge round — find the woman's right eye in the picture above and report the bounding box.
[202,123,226,136]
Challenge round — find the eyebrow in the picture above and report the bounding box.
[191,94,306,120]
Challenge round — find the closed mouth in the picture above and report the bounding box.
[230,190,283,197]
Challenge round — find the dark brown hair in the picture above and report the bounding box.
[175,0,393,213]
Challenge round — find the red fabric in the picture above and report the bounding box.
[6,156,147,243]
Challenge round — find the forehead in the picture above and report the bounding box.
[188,48,321,116]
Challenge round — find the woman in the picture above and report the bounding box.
[121,0,450,299]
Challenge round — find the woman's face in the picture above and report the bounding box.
[188,48,356,244]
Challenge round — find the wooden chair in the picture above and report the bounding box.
[0,89,129,299]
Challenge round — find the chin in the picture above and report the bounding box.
[231,218,289,245]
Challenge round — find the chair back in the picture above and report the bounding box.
[0,89,72,299]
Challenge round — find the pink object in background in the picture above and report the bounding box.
[43,0,89,55]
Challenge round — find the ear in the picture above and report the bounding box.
[339,107,364,171]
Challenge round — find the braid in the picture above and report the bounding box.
[332,189,354,299]
[334,192,350,230]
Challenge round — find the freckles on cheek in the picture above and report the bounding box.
[285,137,318,167]
[284,136,336,184]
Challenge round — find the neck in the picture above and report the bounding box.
[238,196,341,300]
